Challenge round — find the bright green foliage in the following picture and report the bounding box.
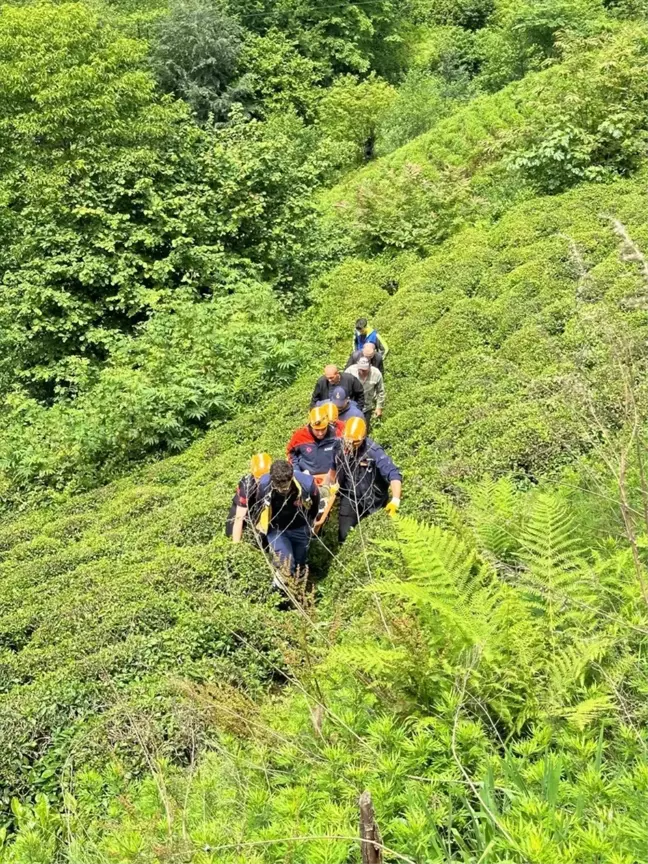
[509,26,648,191]
[7,481,643,863]
[0,285,302,499]
[375,71,451,155]
[150,0,249,123]
[0,3,330,399]
[231,0,413,80]
[320,24,647,257]
[317,74,397,165]
[237,29,323,119]
[412,25,480,93]
[0,3,647,860]
[413,0,495,29]
[475,0,608,91]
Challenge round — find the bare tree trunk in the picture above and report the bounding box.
[359,790,382,864]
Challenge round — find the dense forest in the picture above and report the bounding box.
[0,0,646,861]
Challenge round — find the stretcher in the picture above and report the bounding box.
[311,473,339,532]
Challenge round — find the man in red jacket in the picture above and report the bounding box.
[286,405,344,532]
[286,405,344,477]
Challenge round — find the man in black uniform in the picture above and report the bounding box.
[311,364,365,410]
[257,460,320,577]
[228,453,272,543]
[335,417,402,542]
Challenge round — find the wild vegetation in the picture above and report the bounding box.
[0,0,646,861]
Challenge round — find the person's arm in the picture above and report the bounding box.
[371,444,402,514]
[385,479,402,516]
[376,352,385,376]
[231,505,248,543]
[314,469,338,533]
[374,372,386,414]
[377,333,389,358]
[345,351,356,370]
[310,377,324,408]
[348,373,365,410]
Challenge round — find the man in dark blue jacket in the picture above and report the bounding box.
[257,460,320,578]
[335,416,402,541]
[317,386,365,423]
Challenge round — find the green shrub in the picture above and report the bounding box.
[475,0,609,91]
[151,0,248,123]
[0,284,303,499]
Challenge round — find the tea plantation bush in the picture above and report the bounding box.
[0,168,645,859]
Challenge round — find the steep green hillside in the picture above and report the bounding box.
[0,8,647,862]
[1,168,646,860]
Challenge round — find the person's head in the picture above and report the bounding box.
[331,386,349,412]
[362,343,376,359]
[343,416,367,454]
[355,317,368,336]
[250,452,272,480]
[309,405,331,440]
[324,364,340,386]
[269,460,294,495]
[357,356,370,378]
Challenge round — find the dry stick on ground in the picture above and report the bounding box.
[359,790,383,864]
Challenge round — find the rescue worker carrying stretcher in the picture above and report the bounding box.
[336,416,402,541]
[256,460,320,581]
[286,404,343,532]
[228,452,272,544]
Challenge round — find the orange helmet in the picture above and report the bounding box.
[250,452,272,479]
[343,416,367,447]
[309,405,332,431]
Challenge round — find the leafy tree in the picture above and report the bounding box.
[237,29,323,119]
[413,24,480,91]
[230,0,413,80]
[509,26,648,191]
[0,3,328,402]
[411,0,495,29]
[0,284,303,495]
[317,74,396,164]
[151,0,250,123]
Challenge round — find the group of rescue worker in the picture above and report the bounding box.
[226,318,401,582]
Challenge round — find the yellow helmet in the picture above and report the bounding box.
[309,405,331,431]
[325,402,339,423]
[343,416,367,446]
[250,452,272,479]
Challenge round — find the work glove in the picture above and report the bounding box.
[385,497,400,517]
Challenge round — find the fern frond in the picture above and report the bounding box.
[517,493,595,632]
[430,493,477,551]
[560,694,613,731]
[466,475,521,561]
[519,493,584,579]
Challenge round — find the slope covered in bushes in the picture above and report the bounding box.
[0,167,646,860]
[0,4,647,862]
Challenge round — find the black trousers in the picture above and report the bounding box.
[338,488,389,541]
[363,410,372,435]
